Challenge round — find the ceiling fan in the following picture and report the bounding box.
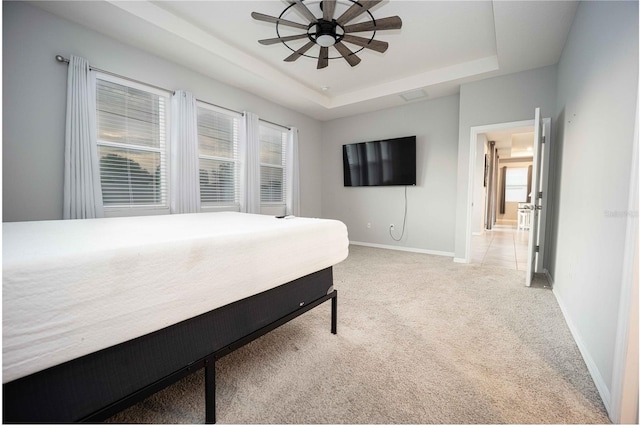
[252,0,402,69]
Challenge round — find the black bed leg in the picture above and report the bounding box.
[205,359,216,424]
[331,293,337,335]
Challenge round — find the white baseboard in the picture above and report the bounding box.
[453,257,468,264]
[553,288,612,417]
[543,268,554,288]
[349,241,454,258]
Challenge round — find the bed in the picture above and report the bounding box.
[2,211,349,423]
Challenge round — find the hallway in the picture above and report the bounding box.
[470,225,529,271]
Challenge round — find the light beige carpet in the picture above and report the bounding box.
[106,245,610,424]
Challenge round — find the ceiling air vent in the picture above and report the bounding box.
[399,89,428,102]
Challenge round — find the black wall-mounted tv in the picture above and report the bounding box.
[343,136,416,187]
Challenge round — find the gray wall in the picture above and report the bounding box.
[321,95,459,254]
[454,65,558,259]
[2,1,323,222]
[546,0,638,408]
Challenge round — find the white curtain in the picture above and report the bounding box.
[286,127,300,216]
[170,90,200,214]
[240,111,261,214]
[63,55,104,220]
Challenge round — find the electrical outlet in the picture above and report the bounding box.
[367,222,372,229]
[390,224,395,230]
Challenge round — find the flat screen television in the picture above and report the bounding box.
[343,136,416,186]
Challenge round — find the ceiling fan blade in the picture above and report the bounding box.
[344,16,403,33]
[322,0,336,21]
[336,0,382,25]
[341,34,388,53]
[334,41,361,67]
[259,34,309,45]
[284,41,316,62]
[290,0,318,23]
[251,12,309,30]
[317,46,329,69]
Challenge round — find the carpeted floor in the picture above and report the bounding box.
[106,245,610,424]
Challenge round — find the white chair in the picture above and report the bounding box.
[517,203,531,230]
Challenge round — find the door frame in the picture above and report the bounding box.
[464,118,551,268]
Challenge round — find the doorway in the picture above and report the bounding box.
[465,115,551,280]
[469,124,534,270]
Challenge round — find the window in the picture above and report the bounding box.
[505,167,529,202]
[259,122,287,205]
[95,74,170,214]
[197,103,241,209]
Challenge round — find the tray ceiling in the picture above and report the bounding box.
[31,0,578,121]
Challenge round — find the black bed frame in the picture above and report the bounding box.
[3,267,337,423]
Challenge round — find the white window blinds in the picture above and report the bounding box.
[505,167,528,202]
[197,104,241,208]
[259,123,287,204]
[95,75,170,211]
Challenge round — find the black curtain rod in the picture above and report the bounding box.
[260,119,291,131]
[56,55,175,99]
[55,55,291,130]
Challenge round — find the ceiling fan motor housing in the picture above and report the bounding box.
[310,19,344,47]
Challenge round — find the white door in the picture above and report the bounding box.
[526,108,544,286]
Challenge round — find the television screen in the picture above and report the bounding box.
[343,136,416,186]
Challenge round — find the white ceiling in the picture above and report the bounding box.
[31,0,579,121]
[485,126,534,159]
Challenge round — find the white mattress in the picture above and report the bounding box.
[3,212,348,383]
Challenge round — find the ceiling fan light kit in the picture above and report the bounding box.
[252,0,402,69]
